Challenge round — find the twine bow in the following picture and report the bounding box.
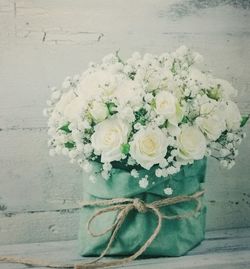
[75,190,205,269]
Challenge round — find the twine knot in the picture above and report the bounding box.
[133,198,147,213]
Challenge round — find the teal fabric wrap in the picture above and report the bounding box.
[78,158,207,257]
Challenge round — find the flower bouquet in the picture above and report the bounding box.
[44,46,248,268]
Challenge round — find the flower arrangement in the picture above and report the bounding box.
[44,46,248,192]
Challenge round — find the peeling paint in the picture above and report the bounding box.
[162,0,250,19]
[97,33,104,42]
[42,31,46,42]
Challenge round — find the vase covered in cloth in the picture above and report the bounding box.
[78,158,207,257]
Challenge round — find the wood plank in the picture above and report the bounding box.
[0,227,249,268]
[0,0,250,244]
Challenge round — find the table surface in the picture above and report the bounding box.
[0,227,249,269]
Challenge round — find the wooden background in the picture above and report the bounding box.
[0,0,250,245]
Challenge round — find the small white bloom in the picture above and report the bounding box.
[155,168,163,177]
[223,101,241,130]
[167,156,174,163]
[166,166,177,175]
[101,170,110,180]
[89,175,96,183]
[139,177,149,188]
[82,161,92,173]
[119,106,135,123]
[103,162,112,171]
[220,160,228,168]
[220,148,230,157]
[226,143,234,150]
[131,169,139,178]
[144,93,154,103]
[128,157,136,166]
[134,122,142,130]
[164,187,173,195]
[159,158,168,168]
[155,116,165,126]
[227,160,235,169]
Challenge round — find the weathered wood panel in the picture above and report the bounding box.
[0,0,250,244]
[0,227,250,269]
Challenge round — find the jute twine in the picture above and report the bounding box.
[0,190,204,269]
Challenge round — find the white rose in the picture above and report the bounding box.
[77,70,117,101]
[89,101,109,123]
[223,101,241,130]
[178,126,206,160]
[91,117,129,163]
[114,80,143,107]
[155,91,176,117]
[214,79,237,99]
[63,96,86,122]
[155,91,183,126]
[129,127,169,170]
[196,114,226,141]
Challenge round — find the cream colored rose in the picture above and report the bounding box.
[223,101,241,130]
[77,70,117,101]
[91,117,129,163]
[178,126,206,160]
[196,115,226,141]
[89,101,109,123]
[129,127,168,170]
[155,91,176,117]
[63,95,86,122]
[155,91,183,126]
[114,80,143,107]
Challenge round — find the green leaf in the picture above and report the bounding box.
[240,115,249,127]
[181,116,189,124]
[121,143,130,155]
[59,122,71,133]
[207,86,221,101]
[151,99,156,108]
[128,71,136,80]
[64,141,75,149]
[106,102,117,115]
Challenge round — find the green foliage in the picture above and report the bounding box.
[128,71,136,80]
[207,86,221,101]
[121,143,130,155]
[240,115,249,127]
[106,102,117,115]
[59,122,71,133]
[64,141,75,149]
[181,116,189,124]
[151,99,156,108]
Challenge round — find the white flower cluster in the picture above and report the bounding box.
[44,46,248,188]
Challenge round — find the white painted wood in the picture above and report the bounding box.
[0,227,250,268]
[0,0,250,244]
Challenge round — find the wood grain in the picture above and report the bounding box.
[0,0,250,244]
[0,227,249,268]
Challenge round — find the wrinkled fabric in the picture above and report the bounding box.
[78,158,207,257]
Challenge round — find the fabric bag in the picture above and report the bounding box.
[78,158,207,257]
